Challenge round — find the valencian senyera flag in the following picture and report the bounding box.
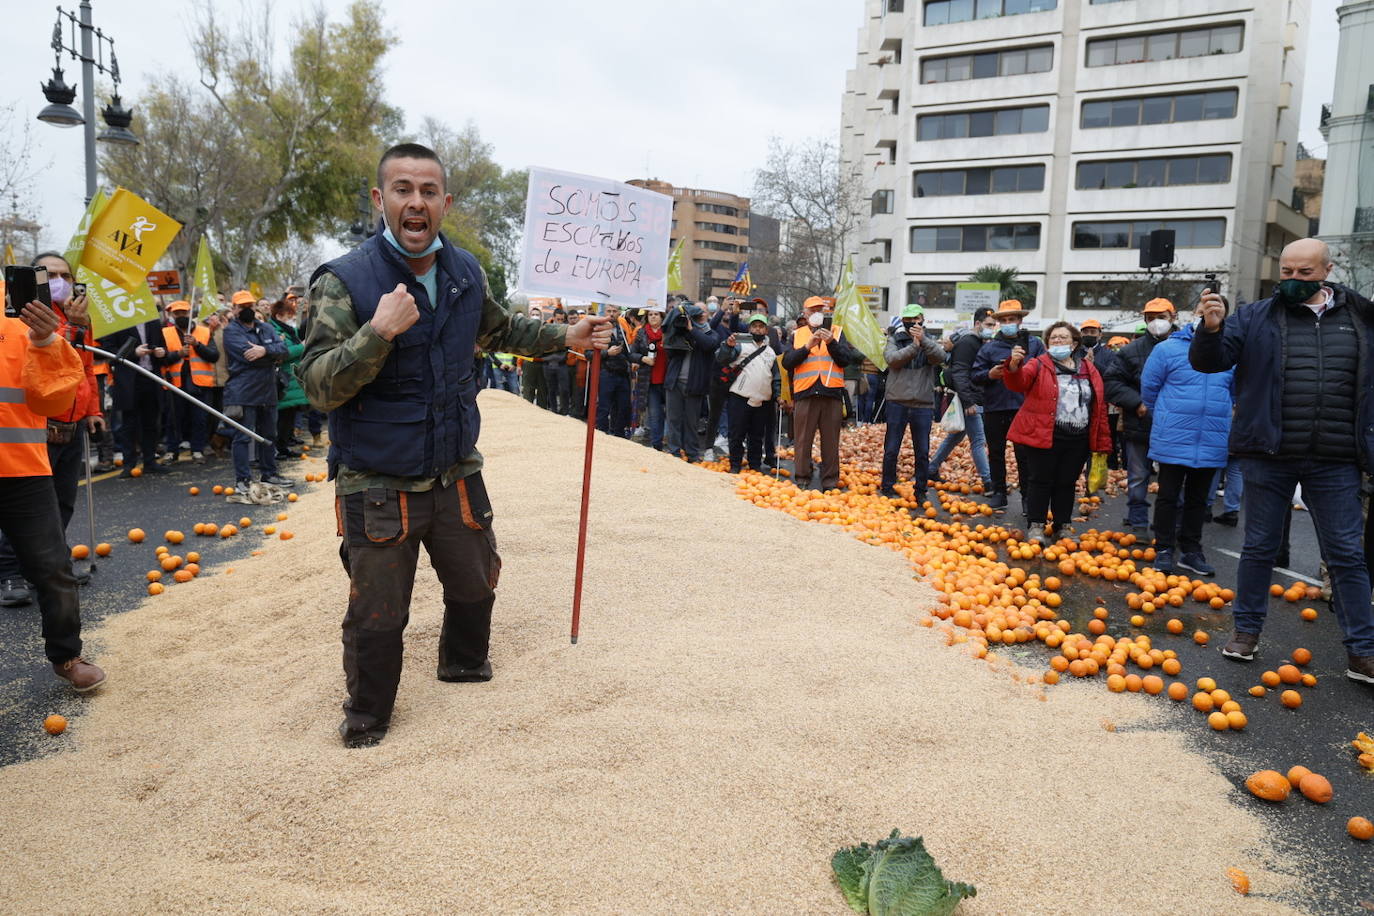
[666,238,685,293]
[729,262,755,296]
[833,256,887,371]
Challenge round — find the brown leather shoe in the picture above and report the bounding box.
[1348,655,1374,685]
[53,657,106,693]
[1221,631,1259,661]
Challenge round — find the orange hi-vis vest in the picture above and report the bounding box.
[0,318,85,477]
[790,325,845,393]
[161,324,215,388]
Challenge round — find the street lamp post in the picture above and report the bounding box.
[37,0,138,204]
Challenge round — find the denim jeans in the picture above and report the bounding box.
[1234,458,1374,655]
[1122,438,1153,526]
[882,403,933,492]
[930,405,992,486]
[596,371,632,437]
[494,367,518,394]
[664,380,702,460]
[231,404,279,482]
[1211,458,1243,514]
[646,384,666,450]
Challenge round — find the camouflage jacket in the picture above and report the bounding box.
[298,267,567,495]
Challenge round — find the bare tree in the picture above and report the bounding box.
[751,136,865,309]
[1328,238,1374,297]
[0,101,47,238]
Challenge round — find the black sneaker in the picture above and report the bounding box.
[1347,654,1374,684]
[1221,631,1259,661]
[0,579,33,607]
[987,491,1008,510]
[927,471,944,484]
[142,462,170,475]
[1214,510,1239,527]
[1154,548,1176,573]
[1179,552,1215,576]
[338,721,388,749]
[438,658,493,682]
[879,486,899,499]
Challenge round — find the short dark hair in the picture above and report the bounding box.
[377,143,446,190]
[973,306,993,324]
[31,251,68,269]
[1045,320,1080,345]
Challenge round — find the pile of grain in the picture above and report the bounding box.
[0,391,1295,913]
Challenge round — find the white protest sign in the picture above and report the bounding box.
[519,167,672,310]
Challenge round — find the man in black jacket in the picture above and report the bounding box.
[929,307,995,492]
[1191,238,1374,682]
[1103,298,1177,530]
[595,304,633,437]
[101,318,177,476]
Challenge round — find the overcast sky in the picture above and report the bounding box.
[6,0,1341,254]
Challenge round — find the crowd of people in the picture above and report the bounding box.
[3,149,1371,720]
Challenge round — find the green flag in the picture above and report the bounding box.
[191,236,219,319]
[833,256,887,371]
[62,190,162,339]
[63,190,108,269]
[666,237,685,293]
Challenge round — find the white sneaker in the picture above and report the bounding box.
[192,451,204,462]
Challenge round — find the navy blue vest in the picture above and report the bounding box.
[311,233,484,478]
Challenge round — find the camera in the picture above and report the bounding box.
[73,282,87,299]
[4,266,51,318]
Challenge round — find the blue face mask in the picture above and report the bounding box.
[382,223,443,259]
[999,323,1020,337]
[1049,344,1073,360]
[978,326,996,340]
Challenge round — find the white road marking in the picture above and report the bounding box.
[1212,547,1322,586]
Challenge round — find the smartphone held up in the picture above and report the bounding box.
[4,266,52,318]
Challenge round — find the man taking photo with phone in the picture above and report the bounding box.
[0,292,104,691]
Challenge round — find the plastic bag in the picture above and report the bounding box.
[940,394,965,434]
[1087,452,1108,494]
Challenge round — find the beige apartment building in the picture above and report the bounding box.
[628,179,751,300]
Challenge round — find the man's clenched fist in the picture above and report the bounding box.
[1197,291,1226,332]
[372,283,419,341]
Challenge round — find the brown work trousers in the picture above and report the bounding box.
[336,473,501,739]
[792,393,843,489]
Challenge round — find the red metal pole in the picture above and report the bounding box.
[570,347,602,644]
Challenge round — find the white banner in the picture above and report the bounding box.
[519,167,672,310]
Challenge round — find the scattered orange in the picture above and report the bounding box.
[212,485,224,495]
[173,569,193,583]
[1277,664,1302,685]
[188,486,200,496]
[165,530,185,544]
[239,516,252,528]
[1167,682,1189,701]
[1207,711,1230,731]
[1297,773,1332,803]
[184,563,200,577]
[1287,765,1312,786]
[70,544,90,560]
[159,556,181,571]
[1260,670,1281,687]
[186,552,200,563]
[130,467,143,478]
[279,531,294,540]
[1196,677,1217,692]
[127,528,146,543]
[1245,770,1291,802]
[1166,618,1184,634]
[145,570,162,582]
[1280,689,1302,709]
[1226,710,1247,730]
[1349,817,1374,841]
[1291,648,1312,666]
[1161,658,1182,676]
[1300,673,1318,687]
[276,512,288,521]
[1192,692,1215,713]
[220,525,237,538]
[147,582,164,595]
[43,714,67,735]
[1193,630,1210,645]
[94,542,112,557]
[1300,607,1318,621]
[287,493,299,502]
[1248,685,1267,698]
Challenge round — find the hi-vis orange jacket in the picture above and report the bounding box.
[161,324,216,388]
[0,317,85,477]
[790,325,846,393]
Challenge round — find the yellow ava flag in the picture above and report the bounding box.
[2,243,14,266]
[82,188,181,291]
[63,191,161,338]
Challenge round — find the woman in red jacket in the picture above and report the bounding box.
[1002,321,1112,544]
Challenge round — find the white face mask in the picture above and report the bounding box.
[808,312,824,328]
[1147,318,1173,338]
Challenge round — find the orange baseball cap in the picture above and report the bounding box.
[1080,318,1102,330]
[167,300,192,313]
[231,290,256,306]
[1143,298,1176,315]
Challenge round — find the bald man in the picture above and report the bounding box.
[1191,238,1374,683]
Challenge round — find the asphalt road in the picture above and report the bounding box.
[1,450,1368,910]
[0,450,329,768]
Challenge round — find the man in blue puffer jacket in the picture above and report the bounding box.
[1141,321,1233,577]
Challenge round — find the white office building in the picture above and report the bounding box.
[841,0,1312,329]
[1318,1,1374,283]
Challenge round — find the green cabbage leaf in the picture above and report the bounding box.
[831,829,976,916]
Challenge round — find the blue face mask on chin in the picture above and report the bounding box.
[382,223,443,260]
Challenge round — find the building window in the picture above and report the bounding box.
[1075,154,1231,189]
[888,0,905,10]
[1081,88,1238,128]
[1066,277,1212,310]
[921,44,1053,84]
[696,240,740,253]
[872,239,893,264]
[697,203,740,218]
[910,223,1041,252]
[1086,24,1243,67]
[923,0,1056,27]
[906,281,957,309]
[694,221,739,235]
[872,189,895,214]
[1071,218,1226,249]
[914,164,1045,196]
[916,104,1050,139]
